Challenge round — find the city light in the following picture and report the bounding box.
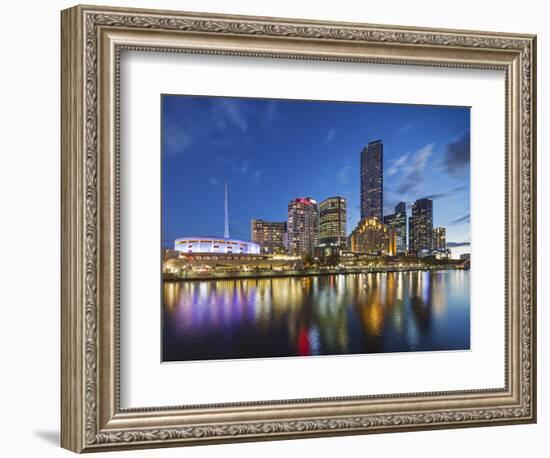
[161,95,471,362]
[163,139,468,280]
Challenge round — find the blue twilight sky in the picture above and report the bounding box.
[161,95,471,255]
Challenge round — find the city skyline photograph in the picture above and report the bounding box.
[162,95,471,259]
[161,94,471,363]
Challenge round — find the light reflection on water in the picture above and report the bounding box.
[163,270,470,362]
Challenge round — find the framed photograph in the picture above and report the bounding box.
[61,4,537,453]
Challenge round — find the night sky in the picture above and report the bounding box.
[162,95,471,257]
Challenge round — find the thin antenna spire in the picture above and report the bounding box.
[224,181,230,239]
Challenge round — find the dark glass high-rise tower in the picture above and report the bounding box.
[432,227,447,250]
[319,196,347,256]
[395,201,406,216]
[409,198,433,253]
[360,140,383,221]
[383,201,407,254]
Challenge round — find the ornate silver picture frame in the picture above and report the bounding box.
[61,4,536,453]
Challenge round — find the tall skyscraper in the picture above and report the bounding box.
[395,201,406,215]
[383,201,407,254]
[251,220,287,255]
[409,198,433,253]
[287,197,319,257]
[433,227,447,250]
[360,140,383,221]
[318,197,347,256]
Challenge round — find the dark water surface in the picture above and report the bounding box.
[162,270,470,362]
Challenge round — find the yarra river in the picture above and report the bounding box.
[162,270,470,362]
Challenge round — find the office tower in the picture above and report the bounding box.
[395,201,406,215]
[251,220,287,255]
[383,201,407,254]
[360,140,383,221]
[318,196,347,256]
[433,227,447,250]
[350,217,389,255]
[287,197,319,257]
[409,198,433,253]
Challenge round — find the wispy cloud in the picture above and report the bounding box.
[212,99,249,133]
[261,101,278,129]
[164,124,193,155]
[253,169,263,184]
[443,131,470,175]
[452,185,468,193]
[423,192,447,200]
[423,185,467,201]
[235,159,250,174]
[208,177,219,187]
[337,165,353,185]
[163,97,254,157]
[395,143,434,194]
[399,123,414,135]
[325,128,337,143]
[450,213,470,225]
[388,154,409,176]
[231,158,263,184]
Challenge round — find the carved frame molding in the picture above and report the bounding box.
[61,5,536,453]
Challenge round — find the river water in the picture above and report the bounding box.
[162,270,470,362]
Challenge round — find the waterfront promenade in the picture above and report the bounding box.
[163,262,467,282]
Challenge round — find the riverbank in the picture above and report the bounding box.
[163,264,466,282]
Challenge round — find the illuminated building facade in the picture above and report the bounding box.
[360,140,383,221]
[386,229,398,256]
[251,219,287,255]
[350,217,389,255]
[164,251,301,276]
[383,201,407,254]
[433,226,447,250]
[434,249,451,260]
[174,237,260,254]
[287,197,319,257]
[339,251,378,266]
[409,198,433,253]
[318,196,347,256]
